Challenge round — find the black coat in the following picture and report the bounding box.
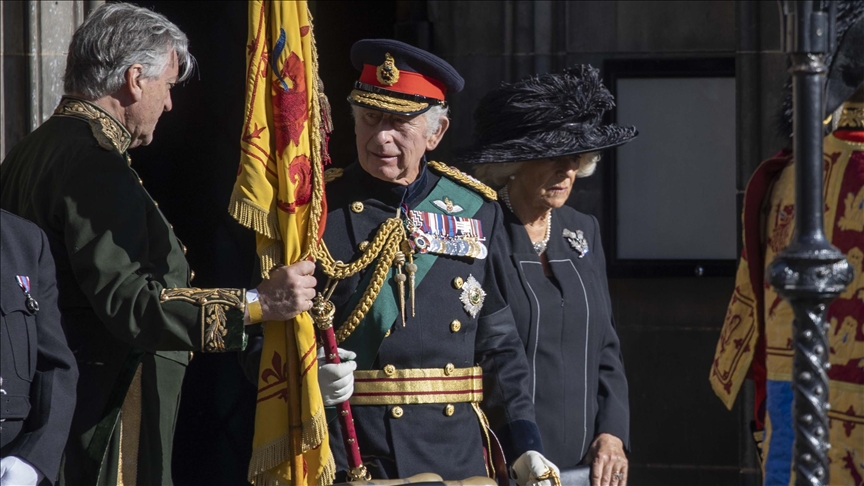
[242,161,542,480]
[1,210,78,483]
[500,204,629,468]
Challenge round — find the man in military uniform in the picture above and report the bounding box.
[0,4,316,485]
[1,211,78,486]
[247,39,560,484]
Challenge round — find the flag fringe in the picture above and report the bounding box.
[258,239,284,279]
[301,405,328,453]
[229,191,281,241]
[248,428,335,486]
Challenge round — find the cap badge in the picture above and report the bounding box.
[376,52,400,86]
[563,228,589,258]
[432,197,463,214]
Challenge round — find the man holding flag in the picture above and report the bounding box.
[0,3,317,485]
[233,1,560,481]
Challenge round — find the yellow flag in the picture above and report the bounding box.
[229,1,332,484]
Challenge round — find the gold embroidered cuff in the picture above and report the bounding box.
[350,365,483,406]
[247,300,264,324]
[160,288,247,352]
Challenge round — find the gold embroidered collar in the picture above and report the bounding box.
[53,97,132,153]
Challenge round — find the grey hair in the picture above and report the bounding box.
[423,105,449,137]
[473,152,601,189]
[350,104,450,138]
[63,3,196,100]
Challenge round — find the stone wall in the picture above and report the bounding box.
[0,0,102,157]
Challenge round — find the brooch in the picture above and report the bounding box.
[459,274,485,318]
[563,229,589,258]
[432,196,463,214]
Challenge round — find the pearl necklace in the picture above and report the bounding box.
[500,185,552,255]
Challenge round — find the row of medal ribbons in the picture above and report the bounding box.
[407,209,488,259]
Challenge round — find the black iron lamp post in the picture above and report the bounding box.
[769,2,853,485]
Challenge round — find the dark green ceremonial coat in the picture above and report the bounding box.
[0,97,246,486]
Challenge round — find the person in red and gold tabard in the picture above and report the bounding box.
[709,3,864,484]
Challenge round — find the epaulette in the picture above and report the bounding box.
[323,167,344,183]
[428,161,497,201]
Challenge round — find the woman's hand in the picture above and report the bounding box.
[584,433,627,486]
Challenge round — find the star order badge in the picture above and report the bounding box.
[459,274,485,318]
[432,196,463,214]
[563,228,589,258]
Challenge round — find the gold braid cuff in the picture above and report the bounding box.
[160,288,246,352]
[349,89,430,113]
[428,161,498,201]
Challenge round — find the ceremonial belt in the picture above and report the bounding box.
[349,365,483,405]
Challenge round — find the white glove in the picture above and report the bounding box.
[0,456,42,486]
[511,450,560,486]
[317,347,357,406]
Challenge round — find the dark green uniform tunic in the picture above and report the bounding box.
[0,97,247,486]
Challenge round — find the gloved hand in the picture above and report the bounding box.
[0,456,42,486]
[317,347,357,406]
[511,450,560,486]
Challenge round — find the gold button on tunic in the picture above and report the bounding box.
[391,406,404,418]
[450,319,462,333]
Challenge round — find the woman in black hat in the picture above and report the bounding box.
[461,65,635,486]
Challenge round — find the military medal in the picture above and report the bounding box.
[15,275,39,313]
[563,228,589,258]
[459,274,485,318]
[407,210,488,259]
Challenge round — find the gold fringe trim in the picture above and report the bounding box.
[301,405,329,453]
[348,89,430,113]
[319,453,336,486]
[229,190,282,241]
[258,239,284,279]
[248,434,292,481]
[428,161,498,201]
[248,434,336,486]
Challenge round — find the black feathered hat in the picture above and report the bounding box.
[457,65,637,165]
[777,0,864,138]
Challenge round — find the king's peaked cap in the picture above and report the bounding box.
[348,39,464,116]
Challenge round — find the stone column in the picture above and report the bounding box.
[1,0,102,157]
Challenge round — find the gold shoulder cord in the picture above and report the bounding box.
[427,161,498,201]
[312,218,408,343]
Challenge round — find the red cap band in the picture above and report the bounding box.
[359,64,447,101]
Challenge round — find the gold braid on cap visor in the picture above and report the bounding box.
[349,89,430,113]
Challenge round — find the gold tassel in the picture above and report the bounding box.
[394,251,406,326]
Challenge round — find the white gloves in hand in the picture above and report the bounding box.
[0,456,42,486]
[511,450,560,486]
[317,347,357,406]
